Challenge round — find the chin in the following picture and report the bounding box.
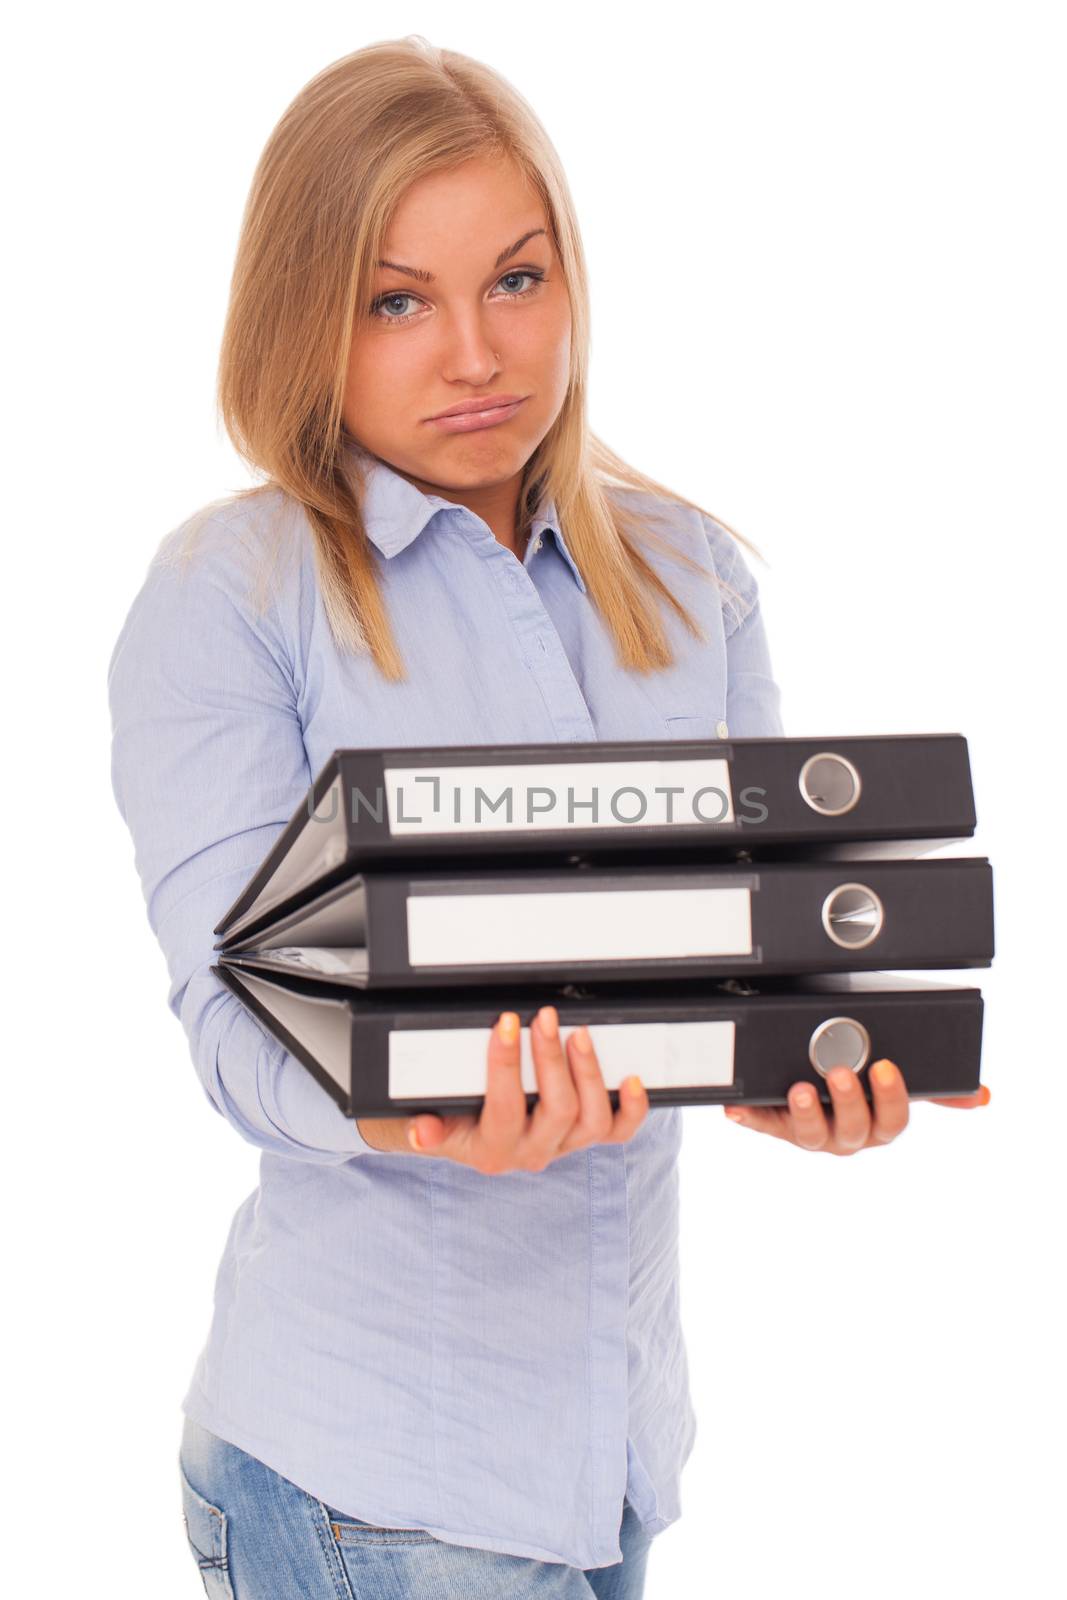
[428,441,531,480]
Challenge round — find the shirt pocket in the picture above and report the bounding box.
[179,1461,234,1598]
[663,710,731,740]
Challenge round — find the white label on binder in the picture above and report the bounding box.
[382,758,734,834]
[388,1021,737,1099]
[406,886,753,966]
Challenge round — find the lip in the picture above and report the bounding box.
[427,396,529,434]
[429,393,527,419]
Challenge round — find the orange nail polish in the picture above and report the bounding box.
[978,1084,992,1106]
[622,1075,643,1098]
[498,1012,520,1045]
[872,1060,897,1088]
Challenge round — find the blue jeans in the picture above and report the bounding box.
[179,1415,653,1598]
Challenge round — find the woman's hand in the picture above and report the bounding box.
[402,1005,648,1173]
[722,1059,991,1156]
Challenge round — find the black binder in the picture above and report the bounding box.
[213,734,978,945]
[216,856,994,988]
[212,965,984,1117]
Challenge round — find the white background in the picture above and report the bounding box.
[6,3,1063,1596]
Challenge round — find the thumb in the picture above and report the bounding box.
[408,1111,480,1152]
[407,1114,449,1151]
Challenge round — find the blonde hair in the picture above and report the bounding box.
[213,35,764,682]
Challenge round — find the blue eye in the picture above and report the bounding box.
[369,268,547,324]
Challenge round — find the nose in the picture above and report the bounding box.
[439,305,502,383]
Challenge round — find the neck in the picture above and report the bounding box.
[399,468,524,554]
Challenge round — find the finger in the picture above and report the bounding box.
[785,1080,834,1150]
[523,1006,582,1168]
[552,1025,615,1151]
[469,1011,530,1169]
[560,1028,647,1150]
[822,1065,871,1153]
[929,1085,991,1109]
[867,1059,910,1144]
[607,1069,650,1142]
[723,1103,796,1141]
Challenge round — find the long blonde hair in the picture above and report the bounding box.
[214,35,764,682]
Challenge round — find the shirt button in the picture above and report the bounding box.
[716,720,729,738]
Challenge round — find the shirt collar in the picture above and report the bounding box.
[342,441,587,595]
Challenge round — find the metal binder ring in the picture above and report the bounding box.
[821,882,885,950]
[808,1016,872,1078]
[798,752,862,816]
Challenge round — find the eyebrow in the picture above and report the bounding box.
[375,228,548,285]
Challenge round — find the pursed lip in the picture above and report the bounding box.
[426,393,527,420]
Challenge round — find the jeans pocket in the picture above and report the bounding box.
[179,1460,235,1598]
[323,1503,439,1547]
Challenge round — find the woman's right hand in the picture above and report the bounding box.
[358,1005,648,1171]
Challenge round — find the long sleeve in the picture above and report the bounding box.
[702,513,786,737]
[107,512,373,1162]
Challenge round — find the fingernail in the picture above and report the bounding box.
[538,1005,559,1040]
[407,1124,422,1151]
[793,1087,815,1110]
[572,1025,593,1054]
[725,1107,745,1122]
[498,1012,519,1045]
[872,1060,897,1088]
[622,1074,643,1098]
[978,1084,991,1106]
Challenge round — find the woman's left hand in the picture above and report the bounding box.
[723,1059,991,1156]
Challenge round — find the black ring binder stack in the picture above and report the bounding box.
[210,734,994,1119]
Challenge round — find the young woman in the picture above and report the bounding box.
[108,35,988,1600]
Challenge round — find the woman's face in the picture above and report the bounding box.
[342,155,572,517]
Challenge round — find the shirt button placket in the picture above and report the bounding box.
[497,544,595,743]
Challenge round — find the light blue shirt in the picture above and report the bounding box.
[107,446,784,1568]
